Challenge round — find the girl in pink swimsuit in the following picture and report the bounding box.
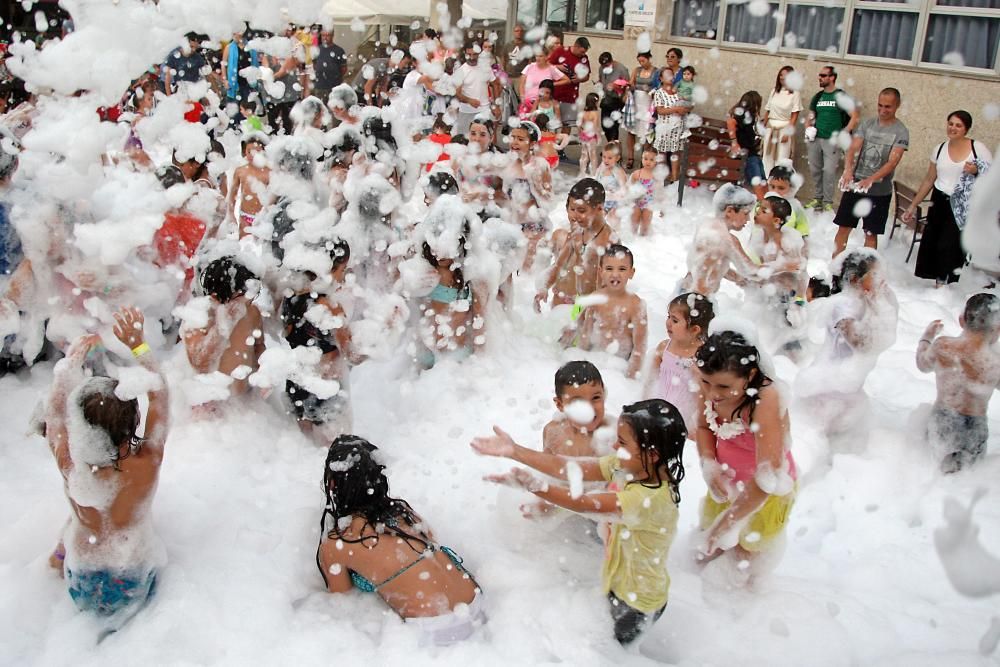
[693,330,796,580]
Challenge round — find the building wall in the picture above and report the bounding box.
[566,31,1000,195]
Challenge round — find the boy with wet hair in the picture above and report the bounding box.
[543,360,612,457]
[765,165,810,242]
[916,293,1000,473]
[226,134,271,238]
[535,177,615,311]
[682,183,759,296]
[565,244,649,379]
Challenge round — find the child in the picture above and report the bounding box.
[422,113,453,173]
[535,178,614,310]
[226,135,271,238]
[565,244,648,379]
[765,165,810,243]
[578,93,601,177]
[916,293,1000,473]
[46,307,168,636]
[504,120,552,271]
[281,239,364,445]
[676,66,696,104]
[695,330,796,583]
[645,292,715,435]
[527,79,561,128]
[628,145,658,236]
[593,141,628,226]
[543,360,612,457]
[727,90,766,198]
[239,98,265,134]
[534,114,569,170]
[681,183,759,296]
[471,399,686,645]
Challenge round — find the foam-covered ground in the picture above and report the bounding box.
[1,185,998,666]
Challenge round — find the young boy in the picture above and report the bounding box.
[916,293,1000,473]
[535,178,615,311]
[543,360,613,457]
[765,165,810,243]
[566,244,648,379]
[46,307,168,636]
[226,135,271,238]
[681,183,759,297]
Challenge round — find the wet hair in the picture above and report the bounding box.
[155,165,185,190]
[834,249,879,293]
[422,219,470,286]
[666,47,683,59]
[426,171,459,198]
[469,116,495,135]
[731,90,762,122]
[694,331,772,423]
[668,292,715,339]
[79,378,141,469]
[534,114,551,132]
[328,237,351,270]
[963,293,1000,333]
[619,399,686,504]
[199,256,258,303]
[538,79,555,94]
[601,242,634,268]
[763,195,792,224]
[567,177,606,207]
[603,140,622,158]
[584,92,599,112]
[768,165,794,183]
[808,276,832,300]
[554,360,604,396]
[774,65,794,93]
[509,120,540,143]
[431,113,451,134]
[879,87,901,104]
[450,134,469,146]
[682,65,697,76]
[317,436,429,587]
[947,110,973,132]
[241,134,267,154]
[362,116,397,157]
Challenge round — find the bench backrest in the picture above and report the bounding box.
[893,181,919,211]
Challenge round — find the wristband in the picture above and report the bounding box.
[131,342,151,358]
[919,338,932,345]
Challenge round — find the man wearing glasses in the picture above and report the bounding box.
[804,66,859,211]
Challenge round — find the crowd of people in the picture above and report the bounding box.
[0,15,996,651]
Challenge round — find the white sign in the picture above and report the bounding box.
[624,0,657,28]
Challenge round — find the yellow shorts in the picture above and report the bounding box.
[700,488,796,552]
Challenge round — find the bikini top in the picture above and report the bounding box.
[429,282,472,304]
[281,293,339,354]
[349,543,467,593]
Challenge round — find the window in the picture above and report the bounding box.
[586,0,626,30]
[668,0,1000,74]
[546,0,578,30]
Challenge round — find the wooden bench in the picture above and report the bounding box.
[889,180,930,263]
[677,117,746,207]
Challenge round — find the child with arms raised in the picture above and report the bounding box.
[695,330,796,585]
[563,244,648,379]
[46,307,168,636]
[646,292,714,434]
[472,399,686,645]
[916,293,1000,473]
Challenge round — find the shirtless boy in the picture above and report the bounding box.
[226,135,271,238]
[535,178,615,310]
[543,360,612,457]
[47,306,169,634]
[567,244,648,378]
[682,183,759,296]
[916,293,1000,473]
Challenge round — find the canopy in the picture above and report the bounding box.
[322,0,507,24]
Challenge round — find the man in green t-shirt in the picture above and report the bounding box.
[804,66,859,210]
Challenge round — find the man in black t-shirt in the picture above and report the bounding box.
[313,28,347,104]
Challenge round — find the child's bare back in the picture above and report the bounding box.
[928,335,1000,416]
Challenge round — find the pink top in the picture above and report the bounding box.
[712,408,797,484]
[521,63,566,105]
[654,348,698,435]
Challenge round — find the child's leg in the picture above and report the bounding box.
[578,143,589,177]
[639,209,653,236]
[607,592,665,645]
[631,205,641,234]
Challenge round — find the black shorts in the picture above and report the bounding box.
[833,191,892,235]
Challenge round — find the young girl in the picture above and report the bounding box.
[629,144,658,236]
[695,330,796,582]
[504,120,553,270]
[652,68,688,185]
[527,79,561,128]
[455,117,504,204]
[534,114,567,170]
[578,93,601,177]
[316,436,485,646]
[471,399,686,645]
[727,90,766,197]
[594,141,628,227]
[645,292,714,435]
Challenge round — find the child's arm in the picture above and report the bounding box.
[695,396,731,502]
[112,307,169,450]
[46,334,102,471]
[219,302,263,395]
[535,237,574,311]
[916,320,944,373]
[225,168,241,221]
[643,340,668,397]
[487,467,621,514]
[626,298,648,379]
[470,283,488,350]
[471,426,605,481]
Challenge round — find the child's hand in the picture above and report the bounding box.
[533,290,547,313]
[112,306,146,350]
[485,467,548,493]
[558,326,577,348]
[66,334,102,363]
[470,426,517,458]
[923,320,944,340]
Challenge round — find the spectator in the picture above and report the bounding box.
[623,52,657,170]
[163,32,208,95]
[597,51,629,143]
[549,36,591,132]
[221,29,259,105]
[312,27,347,105]
[353,55,389,106]
[454,42,497,136]
[502,24,530,86]
[727,90,766,196]
[761,66,802,173]
[262,27,308,133]
[804,66,858,211]
[519,47,566,112]
[664,47,683,86]
[832,88,909,257]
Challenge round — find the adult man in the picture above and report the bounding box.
[453,42,496,136]
[312,28,348,103]
[597,51,629,142]
[352,55,389,106]
[832,88,909,257]
[549,36,591,130]
[503,24,530,85]
[805,66,859,211]
[163,32,208,95]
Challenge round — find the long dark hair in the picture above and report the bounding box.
[730,90,762,122]
[694,331,772,423]
[774,66,794,93]
[422,220,470,288]
[316,436,429,585]
[619,399,686,504]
